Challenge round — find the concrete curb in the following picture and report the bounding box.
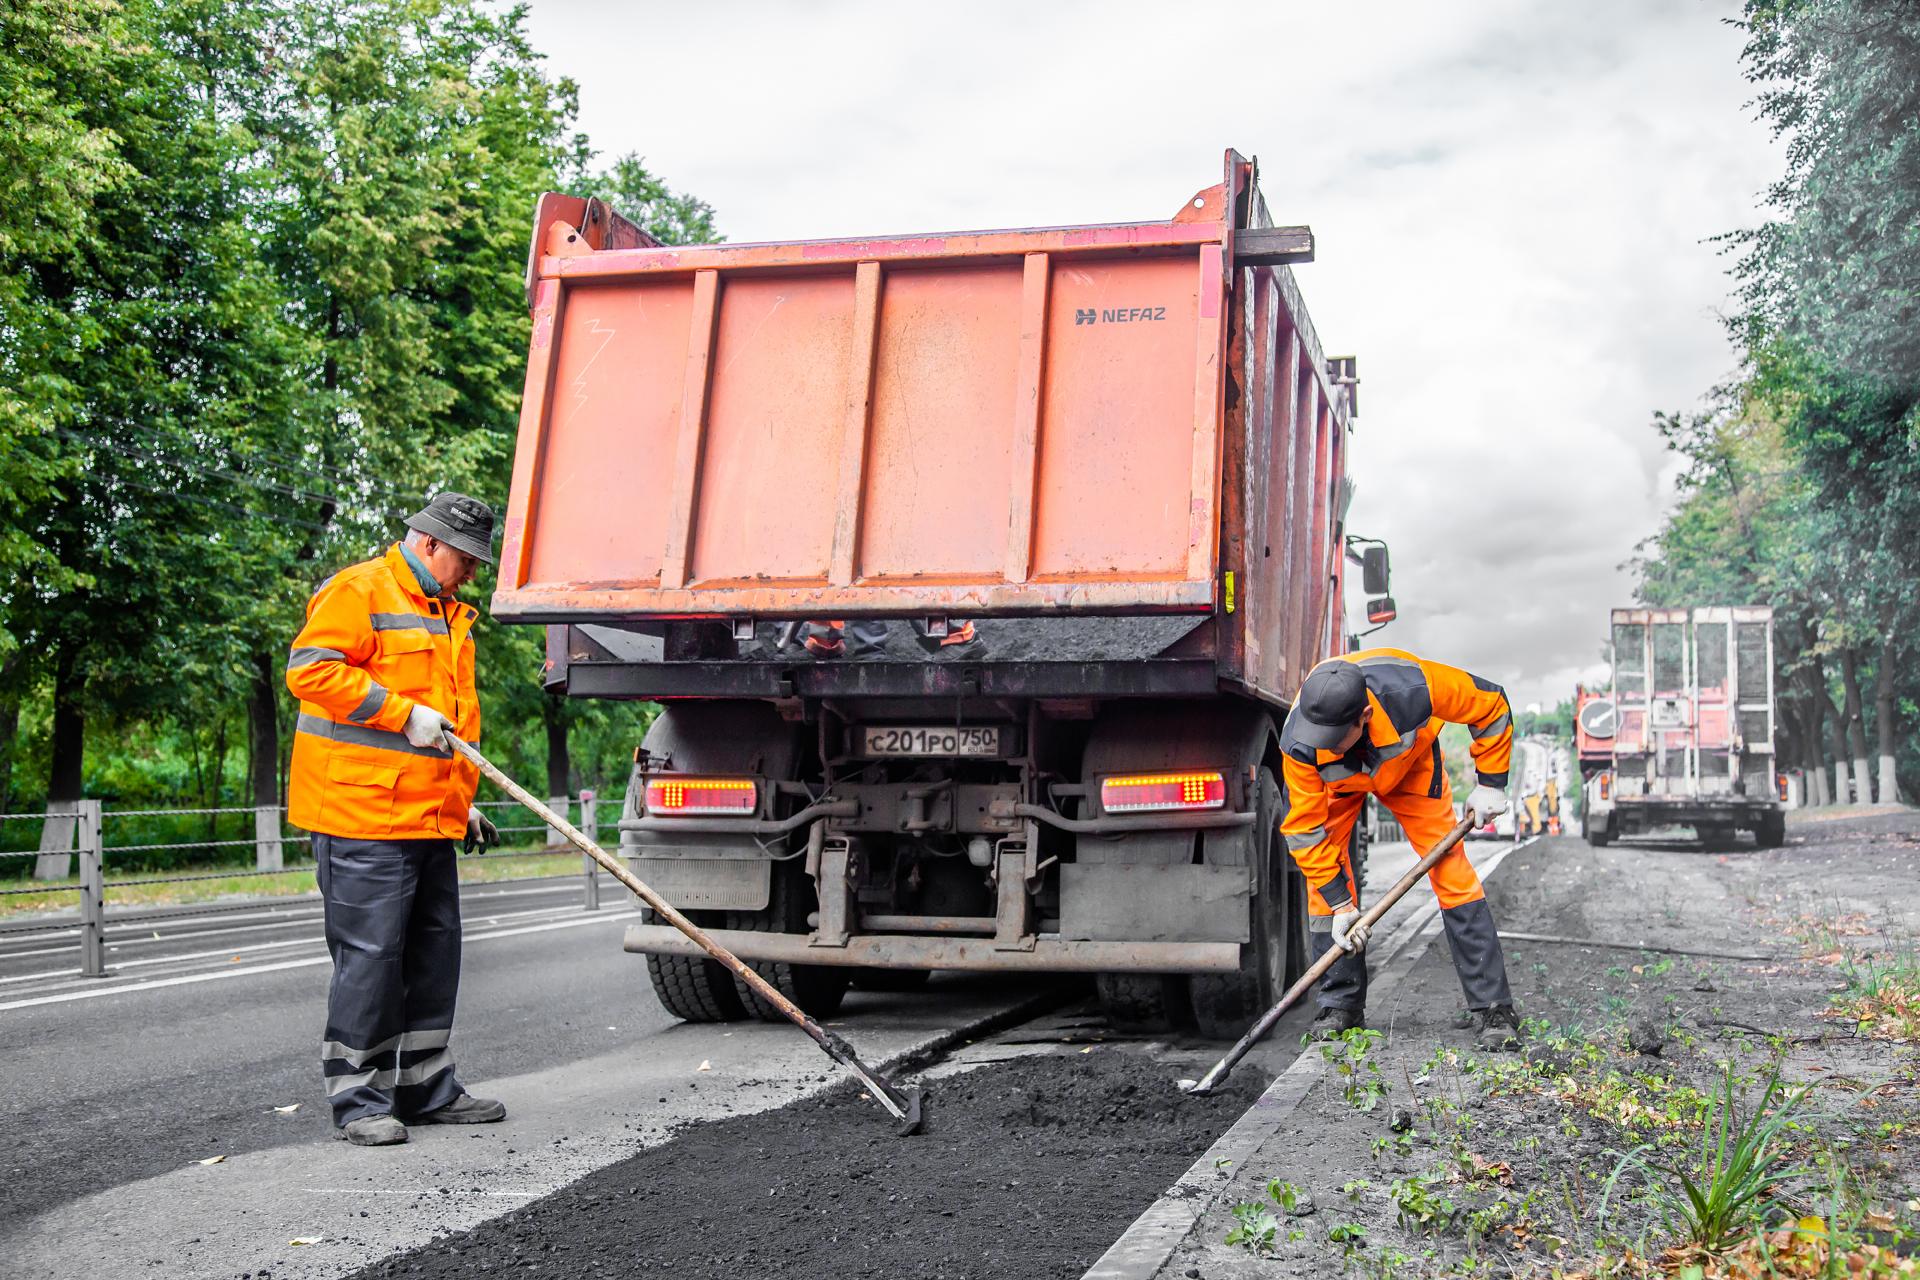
[1082,836,1538,1280]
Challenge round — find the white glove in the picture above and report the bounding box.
[1466,784,1509,825]
[404,703,452,752]
[1331,907,1370,953]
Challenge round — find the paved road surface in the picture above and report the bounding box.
[0,838,1523,1278]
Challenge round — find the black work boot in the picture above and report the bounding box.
[1473,1005,1523,1051]
[1307,1006,1366,1041]
[336,1114,408,1146]
[415,1093,507,1124]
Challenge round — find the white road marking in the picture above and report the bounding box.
[0,911,640,1012]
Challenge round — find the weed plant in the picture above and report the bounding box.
[1600,1059,1816,1253]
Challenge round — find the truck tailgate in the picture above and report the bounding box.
[494,185,1239,621]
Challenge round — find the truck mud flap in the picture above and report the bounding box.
[626,856,771,912]
[1057,864,1251,943]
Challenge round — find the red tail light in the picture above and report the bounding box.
[1100,770,1227,813]
[1777,773,1789,801]
[644,776,758,815]
[1598,772,1612,800]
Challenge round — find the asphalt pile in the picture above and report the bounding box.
[347,1052,1267,1280]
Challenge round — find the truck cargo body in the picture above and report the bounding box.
[496,151,1375,1035]
[1581,606,1785,847]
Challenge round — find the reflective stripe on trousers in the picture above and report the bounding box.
[315,833,465,1125]
[1306,748,1513,1012]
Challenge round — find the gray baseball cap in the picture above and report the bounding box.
[1292,662,1370,750]
[405,492,497,565]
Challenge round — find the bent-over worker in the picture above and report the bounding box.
[1279,649,1522,1051]
[285,493,506,1145]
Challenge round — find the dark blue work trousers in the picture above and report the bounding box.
[314,834,465,1126]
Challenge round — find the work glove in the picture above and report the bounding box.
[404,703,453,752]
[1331,906,1370,954]
[1465,783,1509,825]
[464,811,499,856]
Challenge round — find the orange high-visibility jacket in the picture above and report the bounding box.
[1279,648,1512,896]
[285,544,482,840]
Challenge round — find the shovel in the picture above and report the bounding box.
[1178,816,1475,1097]
[446,735,925,1134]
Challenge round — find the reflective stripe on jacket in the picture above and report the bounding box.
[1278,647,1512,901]
[286,544,481,840]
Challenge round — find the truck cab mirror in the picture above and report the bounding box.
[1366,596,1397,625]
[1361,545,1390,595]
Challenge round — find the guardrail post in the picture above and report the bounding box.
[77,798,106,978]
[546,794,568,848]
[254,803,284,871]
[580,789,599,912]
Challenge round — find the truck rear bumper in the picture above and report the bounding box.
[621,925,1241,974]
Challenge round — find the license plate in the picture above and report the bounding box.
[860,725,1004,757]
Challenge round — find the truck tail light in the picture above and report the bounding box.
[1598,772,1612,800]
[1777,773,1789,801]
[644,776,758,816]
[1100,770,1227,813]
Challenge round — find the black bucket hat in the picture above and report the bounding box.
[1292,662,1370,750]
[405,492,497,565]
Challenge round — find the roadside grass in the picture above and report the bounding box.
[0,846,585,919]
[1252,1005,1920,1279]
[1828,943,1920,1042]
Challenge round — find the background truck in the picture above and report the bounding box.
[1580,606,1785,848]
[494,149,1391,1037]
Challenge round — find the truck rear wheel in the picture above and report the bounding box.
[644,909,747,1023]
[1755,812,1786,848]
[1585,817,1612,847]
[1189,767,1304,1039]
[728,863,849,1021]
[1095,974,1192,1032]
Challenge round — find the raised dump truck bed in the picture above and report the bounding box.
[496,150,1388,1037]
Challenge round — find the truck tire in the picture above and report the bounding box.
[643,909,746,1023]
[1755,812,1786,849]
[1189,767,1304,1039]
[1095,974,1192,1032]
[1585,818,1612,848]
[728,863,849,1021]
[851,968,931,993]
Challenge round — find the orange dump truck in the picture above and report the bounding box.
[495,149,1392,1035]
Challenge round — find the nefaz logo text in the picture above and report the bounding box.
[1074,306,1168,325]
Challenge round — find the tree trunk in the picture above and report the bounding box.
[1815,656,1851,804]
[1800,675,1829,806]
[248,653,283,871]
[1840,646,1873,804]
[36,647,85,880]
[1873,624,1898,807]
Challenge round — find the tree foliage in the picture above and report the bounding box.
[1635,0,1919,799]
[0,0,703,846]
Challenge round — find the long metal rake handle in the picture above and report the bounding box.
[445,735,920,1126]
[1182,817,1475,1096]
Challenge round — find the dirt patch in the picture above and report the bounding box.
[345,1051,1267,1280]
[1165,818,1920,1278]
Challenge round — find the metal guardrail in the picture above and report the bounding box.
[0,789,623,977]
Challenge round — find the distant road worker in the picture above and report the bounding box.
[1279,649,1522,1051]
[285,493,505,1146]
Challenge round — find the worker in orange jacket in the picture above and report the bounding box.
[1279,649,1521,1050]
[286,493,505,1146]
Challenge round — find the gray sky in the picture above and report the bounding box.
[524,0,1780,711]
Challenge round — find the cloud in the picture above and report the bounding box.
[526,0,1779,710]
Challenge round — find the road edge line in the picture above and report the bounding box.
[1081,836,1539,1280]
